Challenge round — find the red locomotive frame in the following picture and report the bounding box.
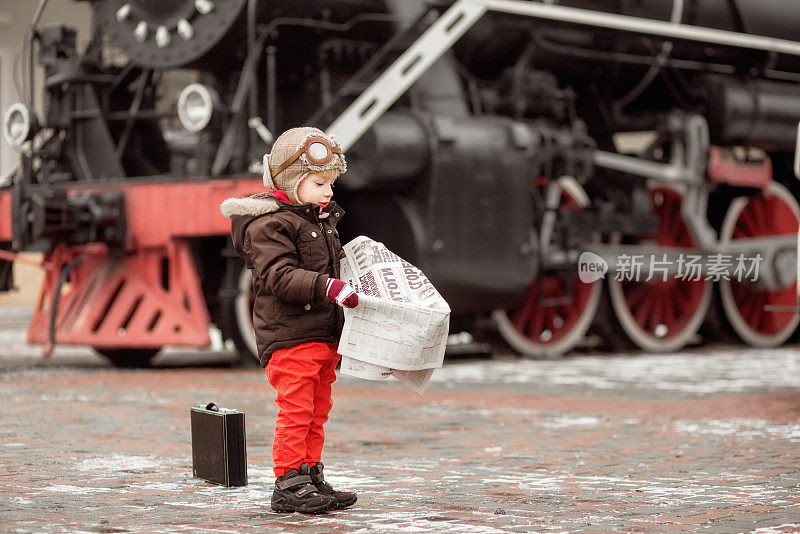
[0,178,262,357]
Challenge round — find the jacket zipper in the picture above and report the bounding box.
[312,208,343,333]
[312,209,337,278]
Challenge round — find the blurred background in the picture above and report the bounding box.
[2,0,800,367]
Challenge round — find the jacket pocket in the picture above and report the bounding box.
[297,228,328,265]
[283,301,313,315]
[279,301,314,333]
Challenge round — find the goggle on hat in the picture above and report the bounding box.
[270,134,347,179]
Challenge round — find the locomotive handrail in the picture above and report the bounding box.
[328,0,800,153]
[484,0,800,57]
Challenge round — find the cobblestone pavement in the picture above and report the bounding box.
[1,314,799,533]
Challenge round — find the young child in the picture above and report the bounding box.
[220,126,359,514]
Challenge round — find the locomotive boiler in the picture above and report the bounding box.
[3,0,800,365]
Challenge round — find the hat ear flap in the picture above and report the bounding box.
[262,153,277,189]
[288,171,308,205]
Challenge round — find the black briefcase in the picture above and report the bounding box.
[190,402,247,486]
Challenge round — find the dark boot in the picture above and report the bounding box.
[309,462,357,509]
[271,463,336,514]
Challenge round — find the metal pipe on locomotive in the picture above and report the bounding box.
[2,0,800,366]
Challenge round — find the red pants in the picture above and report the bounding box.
[266,341,340,477]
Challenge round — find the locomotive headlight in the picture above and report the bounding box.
[177,83,218,132]
[3,103,38,149]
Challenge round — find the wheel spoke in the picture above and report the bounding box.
[672,283,690,317]
[632,287,656,329]
[529,295,546,339]
[739,292,759,327]
[559,298,577,325]
[625,283,649,310]
[751,292,767,332]
[513,284,537,331]
[752,199,768,235]
[666,205,683,244]
[663,289,677,333]
[738,206,759,237]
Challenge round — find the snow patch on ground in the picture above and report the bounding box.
[751,524,800,534]
[78,454,162,472]
[672,419,800,442]
[430,348,800,394]
[539,416,602,428]
[486,473,563,493]
[345,521,511,533]
[42,484,113,495]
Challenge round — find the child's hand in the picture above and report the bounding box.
[326,278,359,308]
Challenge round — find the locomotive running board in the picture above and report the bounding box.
[328,0,800,152]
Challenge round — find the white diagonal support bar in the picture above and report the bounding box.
[326,0,487,151]
[484,0,800,57]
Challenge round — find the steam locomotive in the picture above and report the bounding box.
[3,0,800,366]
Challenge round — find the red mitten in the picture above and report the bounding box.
[326,278,359,308]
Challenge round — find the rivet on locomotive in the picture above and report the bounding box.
[2,0,800,366]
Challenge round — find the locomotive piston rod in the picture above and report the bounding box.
[484,0,800,56]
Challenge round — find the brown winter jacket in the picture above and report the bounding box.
[220,193,345,366]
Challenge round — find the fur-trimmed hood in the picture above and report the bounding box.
[220,192,282,219]
[222,193,286,260]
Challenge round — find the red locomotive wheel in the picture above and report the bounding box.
[217,258,260,367]
[493,178,602,358]
[607,187,712,352]
[719,181,800,347]
[231,266,259,364]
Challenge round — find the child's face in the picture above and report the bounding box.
[297,172,337,208]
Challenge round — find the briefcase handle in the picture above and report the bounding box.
[205,402,220,411]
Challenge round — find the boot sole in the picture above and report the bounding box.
[271,498,335,514]
[333,495,357,509]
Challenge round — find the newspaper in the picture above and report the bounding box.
[338,236,450,394]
